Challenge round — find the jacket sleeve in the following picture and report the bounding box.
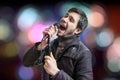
[53,50,93,80]
[22,42,46,67]
[52,70,74,80]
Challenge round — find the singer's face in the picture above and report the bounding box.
[58,12,81,37]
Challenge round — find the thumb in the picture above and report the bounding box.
[50,52,54,59]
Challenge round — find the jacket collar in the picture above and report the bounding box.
[57,35,80,51]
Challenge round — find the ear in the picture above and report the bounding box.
[74,28,82,35]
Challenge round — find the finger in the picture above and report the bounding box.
[52,25,58,33]
[44,55,51,60]
[44,63,48,69]
[43,28,49,35]
[44,59,50,65]
[50,52,54,59]
[50,25,57,33]
[54,25,58,32]
[44,55,50,59]
[49,26,55,35]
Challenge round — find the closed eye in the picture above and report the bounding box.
[69,16,74,22]
[64,13,74,23]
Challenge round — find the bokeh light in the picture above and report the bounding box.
[89,11,105,27]
[27,22,50,43]
[17,5,41,31]
[57,1,90,19]
[107,59,120,72]
[81,27,97,48]
[17,31,31,45]
[89,4,106,28]
[96,28,114,47]
[4,41,19,58]
[106,37,120,72]
[0,19,14,42]
[17,66,34,80]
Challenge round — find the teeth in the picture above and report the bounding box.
[60,25,66,30]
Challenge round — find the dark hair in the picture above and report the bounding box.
[68,7,88,31]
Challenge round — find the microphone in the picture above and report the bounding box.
[42,23,60,40]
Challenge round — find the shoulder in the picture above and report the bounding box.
[65,41,92,59]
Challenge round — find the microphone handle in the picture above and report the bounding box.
[47,35,51,55]
[42,34,49,41]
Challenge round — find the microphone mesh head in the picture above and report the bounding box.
[54,23,60,29]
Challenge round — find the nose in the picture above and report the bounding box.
[61,17,69,23]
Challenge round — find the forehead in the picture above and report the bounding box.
[67,12,80,22]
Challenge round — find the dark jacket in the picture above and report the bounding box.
[23,36,93,80]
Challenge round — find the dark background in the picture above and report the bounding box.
[0,0,120,80]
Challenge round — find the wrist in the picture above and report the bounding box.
[37,43,47,50]
[51,69,60,76]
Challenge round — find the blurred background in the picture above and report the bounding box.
[0,0,120,80]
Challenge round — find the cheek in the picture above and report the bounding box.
[67,25,76,31]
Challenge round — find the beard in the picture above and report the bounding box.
[57,29,75,38]
[64,29,76,37]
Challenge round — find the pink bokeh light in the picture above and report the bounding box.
[27,23,48,43]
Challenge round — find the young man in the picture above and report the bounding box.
[23,7,93,80]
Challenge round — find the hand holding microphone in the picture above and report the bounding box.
[37,23,60,51]
[42,23,60,41]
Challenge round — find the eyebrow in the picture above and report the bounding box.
[65,13,75,22]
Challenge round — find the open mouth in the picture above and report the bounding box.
[59,24,66,30]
